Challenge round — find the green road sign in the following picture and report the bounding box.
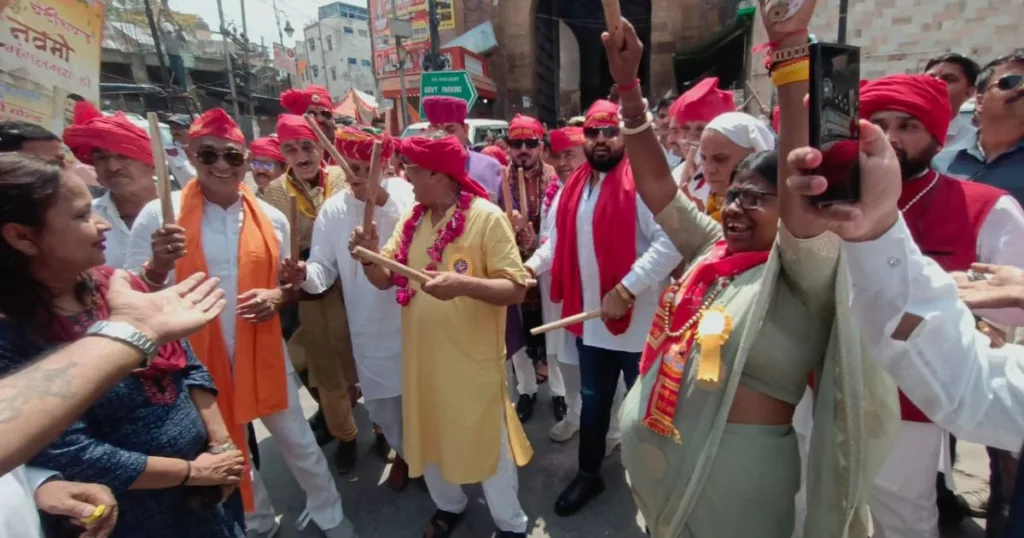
[419,70,478,118]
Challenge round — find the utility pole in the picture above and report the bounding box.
[142,0,172,108]
[317,25,330,97]
[271,0,292,88]
[215,0,241,118]
[391,0,409,126]
[422,0,443,71]
[837,0,849,43]
[239,0,255,116]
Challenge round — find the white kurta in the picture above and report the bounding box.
[525,172,682,353]
[92,192,131,269]
[301,177,414,401]
[538,181,579,365]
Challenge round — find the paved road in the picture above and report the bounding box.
[255,382,988,538]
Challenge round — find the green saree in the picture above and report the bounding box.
[619,192,899,537]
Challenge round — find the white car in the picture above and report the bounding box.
[402,118,509,145]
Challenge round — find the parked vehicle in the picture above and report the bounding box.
[401,119,509,145]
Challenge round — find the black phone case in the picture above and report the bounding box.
[808,42,862,207]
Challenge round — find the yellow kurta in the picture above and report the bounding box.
[382,196,533,484]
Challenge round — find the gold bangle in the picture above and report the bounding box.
[615,283,635,303]
[771,59,809,87]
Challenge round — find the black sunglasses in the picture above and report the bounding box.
[508,139,540,150]
[995,74,1024,92]
[196,148,246,167]
[725,188,776,209]
[584,126,620,140]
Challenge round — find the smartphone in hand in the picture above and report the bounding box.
[808,42,861,206]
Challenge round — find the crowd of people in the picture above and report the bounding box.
[1,0,1024,537]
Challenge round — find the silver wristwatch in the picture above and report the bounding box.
[85,321,159,367]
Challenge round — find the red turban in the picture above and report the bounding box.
[860,74,952,144]
[584,100,620,128]
[280,85,334,115]
[481,145,508,166]
[334,126,394,162]
[276,114,316,142]
[422,96,468,124]
[72,100,103,125]
[189,108,245,144]
[508,114,545,140]
[399,135,488,198]
[63,110,154,167]
[549,127,585,153]
[669,77,735,126]
[250,136,284,163]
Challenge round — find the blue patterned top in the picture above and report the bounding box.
[0,320,244,538]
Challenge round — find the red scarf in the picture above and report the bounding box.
[639,242,768,439]
[53,266,188,404]
[550,157,637,336]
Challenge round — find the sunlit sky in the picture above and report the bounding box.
[167,0,368,50]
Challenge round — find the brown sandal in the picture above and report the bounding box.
[423,509,462,538]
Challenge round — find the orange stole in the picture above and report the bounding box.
[175,180,289,510]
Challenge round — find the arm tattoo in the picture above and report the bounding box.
[0,360,78,424]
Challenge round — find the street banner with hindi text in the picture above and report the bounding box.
[0,0,104,133]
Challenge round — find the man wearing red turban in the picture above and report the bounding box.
[249,136,284,195]
[861,73,1024,538]
[502,113,562,425]
[541,126,589,444]
[262,114,364,474]
[281,125,415,490]
[481,144,508,166]
[524,99,682,517]
[352,133,532,537]
[125,108,356,538]
[281,85,336,143]
[666,77,736,200]
[421,95,503,198]
[63,101,157,269]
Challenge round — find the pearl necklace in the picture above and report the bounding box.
[899,170,940,213]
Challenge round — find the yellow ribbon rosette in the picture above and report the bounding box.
[695,306,732,390]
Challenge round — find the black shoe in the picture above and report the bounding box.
[309,410,333,446]
[516,393,536,422]
[552,396,567,422]
[497,532,526,537]
[333,439,358,474]
[371,430,393,462]
[554,474,605,517]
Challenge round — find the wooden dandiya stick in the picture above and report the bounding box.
[744,82,770,115]
[602,0,622,37]
[146,113,175,225]
[517,168,528,214]
[352,246,430,284]
[303,114,357,180]
[287,194,299,261]
[362,140,385,231]
[531,310,602,336]
[500,167,514,221]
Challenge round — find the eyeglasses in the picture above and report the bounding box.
[725,188,776,209]
[196,148,246,167]
[251,160,277,172]
[995,74,1024,92]
[508,139,540,150]
[309,110,333,121]
[584,127,620,140]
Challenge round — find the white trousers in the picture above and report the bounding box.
[364,395,403,456]
[247,373,344,533]
[547,352,566,397]
[870,421,943,538]
[510,349,538,396]
[422,420,528,533]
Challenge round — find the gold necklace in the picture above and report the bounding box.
[659,277,732,339]
[899,170,939,213]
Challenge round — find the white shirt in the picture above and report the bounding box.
[0,466,59,538]
[538,180,580,365]
[969,194,1024,326]
[525,172,682,352]
[843,214,1024,451]
[166,142,196,188]
[672,163,710,208]
[302,178,414,400]
[125,191,291,363]
[91,192,131,269]
[946,113,977,150]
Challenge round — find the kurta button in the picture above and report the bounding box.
[887,257,901,268]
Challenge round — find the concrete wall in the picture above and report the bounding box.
[558,20,581,118]
[301,16,376,100]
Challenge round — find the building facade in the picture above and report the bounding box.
[300,2,376,101]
